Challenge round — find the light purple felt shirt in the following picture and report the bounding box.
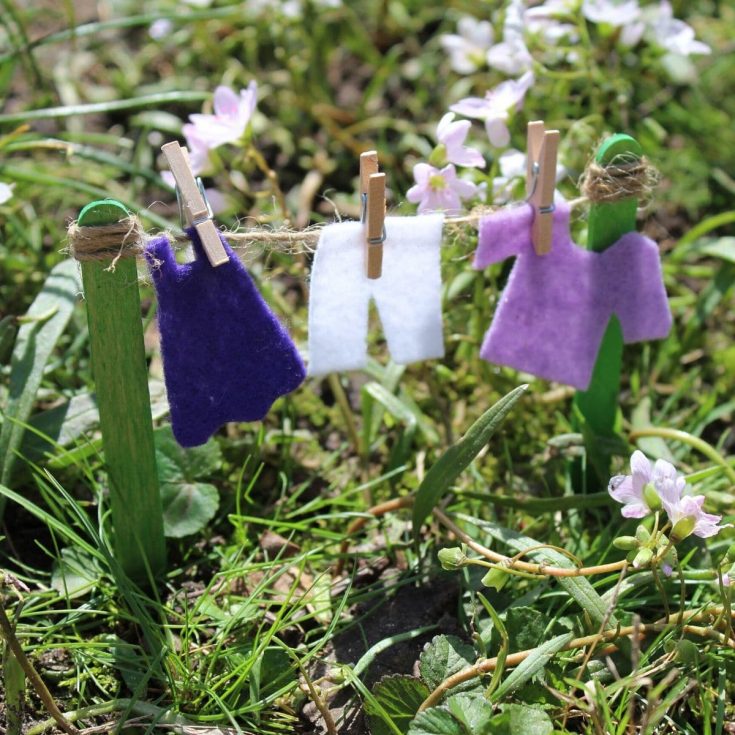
[474,200,672,390]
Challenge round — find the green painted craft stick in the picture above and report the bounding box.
[77,200,166,582]
[574,135,643,481]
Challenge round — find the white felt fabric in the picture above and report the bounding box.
[308,214,445,376]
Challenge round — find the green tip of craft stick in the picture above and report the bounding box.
[78,199,130,227]
[595,134,643,165]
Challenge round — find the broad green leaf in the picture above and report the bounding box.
[408,707,465,735]
[489,632,573,702]
[419,635,478,692]
[20,392,100,466]
[503,608,547,652]
[408,694,494,735]
[51,546,102,599]
[161,481,219,538]
[365,675,430,735]
[154,425,223,483]
[412,385,528,541]
[0,259,81,493]
[488,704,553,735]
[700,236,735,264]
[461,515,617,629]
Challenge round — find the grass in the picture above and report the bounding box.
[1,1,735,733]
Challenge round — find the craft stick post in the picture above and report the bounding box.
[76,200,166,582]
[574,134,644,485]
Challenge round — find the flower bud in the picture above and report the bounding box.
[633,547,654,568]
[642,482,662,511]
[726,543,735,564]
[428,144,448,168]
[613,536,638,551]
[438,547,468,571]
[671,515,696,544]
[635,525,651,543]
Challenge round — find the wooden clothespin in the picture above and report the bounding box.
[161,141,229,267]
[360,150,386,279]
[526,121,560,255]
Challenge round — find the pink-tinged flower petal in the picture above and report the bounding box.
[621,502,649,519]
[486,117,510,148]
[213,85,240,118]
[486,38,533,76]
[724,573,731,587]
[582,0,641,26]
[239,80,258,120]
[609,475,637,504]
[412,162,433,186]
[440,18,494,75]
[449,97,491,119]
[662,562,673,577]
[406,163,477,214]
[457,16,494,48]
[437,114,469,148]
[161,171,176,188]
[437,114,485,168]
[182,123,213,176]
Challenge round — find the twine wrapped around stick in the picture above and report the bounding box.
[579,153,660,205]
[66,215,145,271]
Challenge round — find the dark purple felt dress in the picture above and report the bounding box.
[145,228,305,447]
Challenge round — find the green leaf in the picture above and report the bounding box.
[154,425,223,483]
[408,707,465,735]
[461,515,617,629]
[419,635,478,692]
[161,482,219,538]
[412,385,528,541]
[408,694,494,735]
[51,546,102,599]
[0,259,81,492]
[365,675,430,735]
[503,608,547,652]
[489,632,573,702]
[488,704,553,735]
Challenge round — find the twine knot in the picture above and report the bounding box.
[66,215,145,271]
[579,153,660,205]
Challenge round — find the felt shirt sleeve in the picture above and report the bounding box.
[605,231,673,343]
[474,204,534,269]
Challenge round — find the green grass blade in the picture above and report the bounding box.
[412,385,528,543]
[0,259,81,500]
[489,632,573,702]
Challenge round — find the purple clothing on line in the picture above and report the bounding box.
[145,228,305,448]
[474,201,672,390]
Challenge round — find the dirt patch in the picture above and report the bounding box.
[301,573,461,734]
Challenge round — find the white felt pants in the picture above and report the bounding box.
[308,215,445,376]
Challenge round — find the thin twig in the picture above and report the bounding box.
[0,586,80,735]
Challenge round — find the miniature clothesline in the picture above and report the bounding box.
[66,149,657,264]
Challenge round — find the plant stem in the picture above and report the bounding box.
[628,427,735,486]
[419,611,735,712]
[434,509,628,578]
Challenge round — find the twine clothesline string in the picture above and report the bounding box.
[66,151,659,263]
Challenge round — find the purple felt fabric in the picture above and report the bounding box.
[145,229,305,447]
[474,200,672,390]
